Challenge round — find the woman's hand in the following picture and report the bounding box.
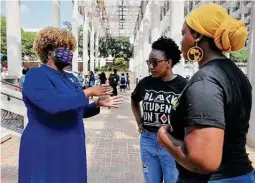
[97,95,123,108]
[84,84,112,97]
[138,123,147,134]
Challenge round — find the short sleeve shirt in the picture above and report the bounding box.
[171,59,253,180]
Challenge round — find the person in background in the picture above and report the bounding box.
[157,3,255,183]
[19,68,29,90]
[126,72,130,90]
[77,72,85,89]
[109,69,120,96]
[18,27,123,183]
[131,36,187,183]
[95,73,101,86]
[100,72,107,85]
[89,71,95,87]
[120,73,127,94]
[84,75,89,89]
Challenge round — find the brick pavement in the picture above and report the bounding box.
[1,92,255,183]
[1,93,144,183]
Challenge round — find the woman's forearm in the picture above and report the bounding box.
[131,100,142,126]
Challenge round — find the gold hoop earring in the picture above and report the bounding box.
[187,40,204,62]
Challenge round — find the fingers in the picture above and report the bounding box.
[101,85,112,96]
[109,97,123,108]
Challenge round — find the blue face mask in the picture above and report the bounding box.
[54,48,73,69]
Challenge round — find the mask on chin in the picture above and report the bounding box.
[53,48,73,70]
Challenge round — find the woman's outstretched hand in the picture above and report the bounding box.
[97,95,123,108]
[84,84,112,97]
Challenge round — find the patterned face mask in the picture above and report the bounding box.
[54,47,73,66]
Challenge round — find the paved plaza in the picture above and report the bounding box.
[1,93,255,183]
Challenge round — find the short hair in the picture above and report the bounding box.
[152,36,181,67]
[33,27,76,63]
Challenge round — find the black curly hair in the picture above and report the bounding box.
[152,36,181,67]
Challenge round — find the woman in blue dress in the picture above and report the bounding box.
[18,27,123,183]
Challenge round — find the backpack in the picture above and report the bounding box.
[120,76,126,85]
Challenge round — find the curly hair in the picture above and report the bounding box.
[152,36,181,66]
[33,27,76,63]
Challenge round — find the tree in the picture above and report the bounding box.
[99,36,133,61]
[63,21,72,31]
[21,30,37,60]
[1,16,7,61]
[113,57,127,71]
[230,47,248,62]
[62,21,134,61]
[1,16,37,61]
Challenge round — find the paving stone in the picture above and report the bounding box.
[1,93,255,183]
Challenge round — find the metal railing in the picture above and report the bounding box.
[1,91,23,101]
[1,80,24,133]
[0,80,22,89]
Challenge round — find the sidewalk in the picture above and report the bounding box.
[1,92,255,183]
[1,93,144,183]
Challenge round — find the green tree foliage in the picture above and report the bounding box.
[62,21,133,62]
[230,47,248,62]
[1,16,7,61]
[1,16,37,61]
[112,57,127,71]
[21,30,37,60]
[99,36,133,61]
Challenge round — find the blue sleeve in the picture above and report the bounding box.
[22,68,89,114]
[83,102,100,118]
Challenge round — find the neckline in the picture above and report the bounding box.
[200,58,229,68]
[151,74,179,83]
[41,64,65,75]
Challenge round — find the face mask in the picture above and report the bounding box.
[53,48,73,70]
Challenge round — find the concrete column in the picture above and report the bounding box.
[72,0,79,72]
[90,20,95,71]
[95,31,99,68]
[133,41,138,75]
[169,1,185,76]
[150,0,161,43]
[247,2,255,148]
[6,0,22,78]
[52,0,60,28]
[138,31,144,79]
[143,18,150,77]
[83,12,89,74]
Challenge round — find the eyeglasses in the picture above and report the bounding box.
[146,59,168,67]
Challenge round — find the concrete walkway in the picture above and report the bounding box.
[1,92,255,183]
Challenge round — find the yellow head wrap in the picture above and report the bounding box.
[185,3,248,52]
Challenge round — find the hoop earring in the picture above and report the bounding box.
[187,40,204,62]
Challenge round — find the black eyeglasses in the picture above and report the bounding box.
[146,59,168,67]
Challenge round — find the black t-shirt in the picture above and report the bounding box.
[171,59,253,181]
[131,75,187,132]
[109,74,119,86]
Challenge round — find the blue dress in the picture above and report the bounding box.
[19,65,100,183]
